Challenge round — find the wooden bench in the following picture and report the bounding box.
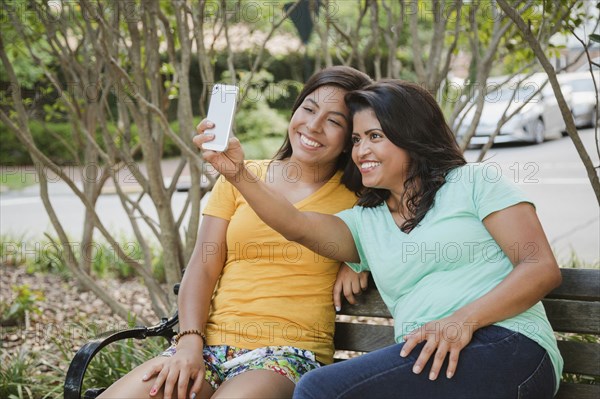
[64,268,599,398]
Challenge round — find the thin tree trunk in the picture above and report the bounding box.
[498,0,600,204]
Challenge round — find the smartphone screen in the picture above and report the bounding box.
[203,84,239,152]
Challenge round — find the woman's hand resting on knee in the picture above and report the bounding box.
[143,338,206,399]
[400,314,476,382]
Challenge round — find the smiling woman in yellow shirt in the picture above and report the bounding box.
[204,160,357,364]
[98,66,372,399]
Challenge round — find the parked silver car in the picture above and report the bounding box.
[457,73,569,146]
[558,71,599,128]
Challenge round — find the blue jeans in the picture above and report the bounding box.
[294,326,556,399]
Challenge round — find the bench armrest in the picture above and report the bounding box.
[64,311,179,399]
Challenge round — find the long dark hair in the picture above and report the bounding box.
[345,80,466,233]
[273,66,372,187]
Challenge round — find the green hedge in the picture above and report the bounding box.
[0,113,289,166]
[0,120,188,166]
[0,121,74,165]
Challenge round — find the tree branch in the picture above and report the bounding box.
[497,0,600,204]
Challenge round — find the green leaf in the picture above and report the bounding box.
[8,303,21,319]
[590,34,600,43]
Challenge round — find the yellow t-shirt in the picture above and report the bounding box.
[202,160,357,364]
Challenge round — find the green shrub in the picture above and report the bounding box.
[1,234,167,282]
[50,318,167,394]
[0,121,76,166]
[242,136,288,160]
[0,285,44,326]
[559,250,600,269]
[0,320,166,398]
[0,235,69,278]
[24,240,70,279]
[0,349,37,399]
[0,119,189,166]
[235,101,289,142]
[224,68,289,159]
[0,349,61,399]
[90,238,168,282]
[1,235,28,267]
[89,240,137,280]
[81,337,166,392]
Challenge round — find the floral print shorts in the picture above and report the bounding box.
[161,344,321,390]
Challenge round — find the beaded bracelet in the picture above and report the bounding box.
[173,329,206,346]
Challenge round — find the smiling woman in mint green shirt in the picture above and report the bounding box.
[197,79,563,398]
[337,163,562,389]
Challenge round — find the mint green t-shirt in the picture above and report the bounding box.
[336,163,563,390]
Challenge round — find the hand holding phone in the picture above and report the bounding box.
[202,83,238,152]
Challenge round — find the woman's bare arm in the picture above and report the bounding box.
[144,215,229,397]
[194,131,360,263]
[453,202,562,327]
[178,215,229,336]
[401,202,562,381]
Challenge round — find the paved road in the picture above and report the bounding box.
[463,128,599,265]
[1,128,598,265]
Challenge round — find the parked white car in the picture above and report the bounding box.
[456,73,569,146]
[558,71,599,128]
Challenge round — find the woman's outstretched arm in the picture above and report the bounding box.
[193,124,360,264]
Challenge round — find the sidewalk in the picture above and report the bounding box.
[0,158,200,197]
[0,157,219,242]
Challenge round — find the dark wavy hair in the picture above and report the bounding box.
[344,80,466,233]
[273,66,372,190]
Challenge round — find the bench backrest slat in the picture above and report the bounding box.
[338,291,600,335]
[558,341,600,376]
[338,288,390,318]
[546,269,600,301]
[334,322,395,353]
[339,269,600,317]
[542,299,600,334]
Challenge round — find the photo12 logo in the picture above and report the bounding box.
[0,162,140,186]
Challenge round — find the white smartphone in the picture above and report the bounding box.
[202,83,239,152]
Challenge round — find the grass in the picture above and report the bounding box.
[0,233,166,283]
[0,322,167,398]
[80,336,167,393]
[0,167,39,190]
[0,349,62,399]
[559,250,600,269]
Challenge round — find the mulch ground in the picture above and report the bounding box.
[0,264,156,367]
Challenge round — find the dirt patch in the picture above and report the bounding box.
[0,265,157,365]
